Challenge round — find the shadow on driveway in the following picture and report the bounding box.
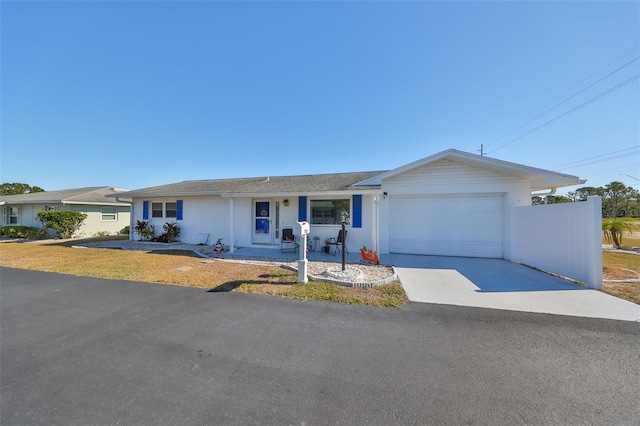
[391,255,586,293]
[390,254,639,321]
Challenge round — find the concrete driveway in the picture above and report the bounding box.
[391,254,640,322]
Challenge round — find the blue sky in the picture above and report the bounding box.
[2,1,639,193]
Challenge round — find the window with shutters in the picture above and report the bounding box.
[309,199,350,225]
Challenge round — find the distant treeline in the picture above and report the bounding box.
[533,181,639,217]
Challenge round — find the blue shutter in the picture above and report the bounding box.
[142,201,149,220]
[176,200,183,220]
[298,196,307,221]
[352,195,362,228]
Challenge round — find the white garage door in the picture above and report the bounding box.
[389,195,503,258]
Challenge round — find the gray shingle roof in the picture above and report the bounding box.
[118,171,386,198]
[0,187,130,205]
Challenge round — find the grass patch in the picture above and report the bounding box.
[602,283,640,305]
[603,251,640,271]
[602,251,640,305]
[0,242,407,308]
[602,235,640,247]
[221,280,408,307]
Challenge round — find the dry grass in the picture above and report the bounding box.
[602,251,640,305]
[602,235,640,247]
[602,283,640,305]
[0,242,408,308]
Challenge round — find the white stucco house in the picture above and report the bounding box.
[113,150,584,260]
[0,187,131,237]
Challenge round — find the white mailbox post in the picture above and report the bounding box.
[296,221,310,283]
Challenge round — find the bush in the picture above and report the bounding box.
[154,222,181,243]
[0,226,40,239]
[36,210,88,239]
[134,220,155,241]
[119,225,130,235]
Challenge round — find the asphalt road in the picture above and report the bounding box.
[2,267,639,425]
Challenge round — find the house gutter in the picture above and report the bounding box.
[531,188,557,197]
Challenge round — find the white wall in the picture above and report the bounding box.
[132,196,233,245]
[71,205,130,236]
[510,197,602,289]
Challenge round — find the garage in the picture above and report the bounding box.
[389,195,504,258]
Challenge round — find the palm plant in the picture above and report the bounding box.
[602,218,639,248]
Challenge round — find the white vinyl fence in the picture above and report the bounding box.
[510,196,602,289]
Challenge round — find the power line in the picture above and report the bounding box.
[482,44,640,148]
[554,151,639,171]
[484,56,640,149]
[551,146,640,169]
[488,73,640,154]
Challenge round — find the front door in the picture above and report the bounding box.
[253,200,272,244]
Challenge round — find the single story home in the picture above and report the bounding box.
[0,187,131,237]
[113,150,583,259]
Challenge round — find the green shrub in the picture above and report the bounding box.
[0,226,40,239]
[119,225,130,235]
[134,220,155,241]
[36,210,88,239]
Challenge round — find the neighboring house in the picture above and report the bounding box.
[113,149,583,259]
[0,187,131,237]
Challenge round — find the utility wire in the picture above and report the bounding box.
[551,146,639,169]
[488,73,640,154]
[481,44,640,148]
[484,56,640,149]
[553,151,640,171]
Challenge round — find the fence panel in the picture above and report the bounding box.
[510,197,602,289]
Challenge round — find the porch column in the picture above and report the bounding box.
[372,194,380,252]
[229,198,235,253]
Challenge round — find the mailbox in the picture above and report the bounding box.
[296,221,310,236]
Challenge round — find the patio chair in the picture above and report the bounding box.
[281,228,296,253]
[328,229,348,256]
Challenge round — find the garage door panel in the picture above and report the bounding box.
[389,195,503,258]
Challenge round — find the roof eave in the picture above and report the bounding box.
[62,201,131,207]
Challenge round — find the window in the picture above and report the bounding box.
[165,202,177,218]
[143,200,183,220]
[151,202,163,218]
[309,199,350,225]
[6,207,20,225]
[101,207,117,221]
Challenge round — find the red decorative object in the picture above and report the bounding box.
[359,246,379,265]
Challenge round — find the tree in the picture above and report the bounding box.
[0,183,45,196]
[567,186,604,202]
[36,210,87,239]
[544,195,572,204]
[602,218,640,248]
[566,182,639,217]
[603,181,628,217]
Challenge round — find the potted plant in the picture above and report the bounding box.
[324,238,331,253]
